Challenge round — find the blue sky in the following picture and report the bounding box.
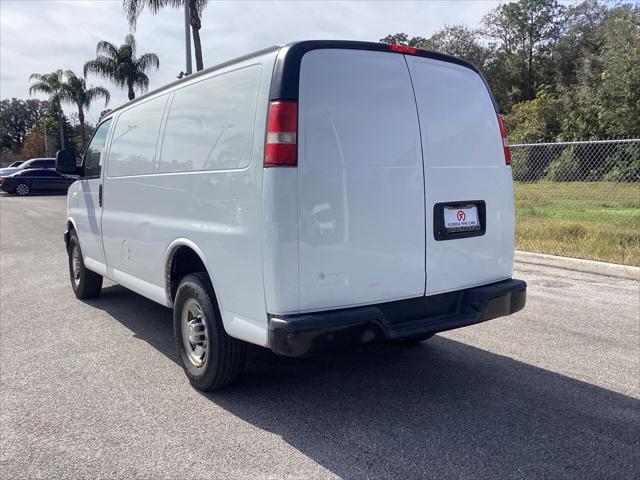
[0,0,506,122]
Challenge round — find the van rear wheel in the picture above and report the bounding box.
[173,273,246,391]
[68,231,103,299]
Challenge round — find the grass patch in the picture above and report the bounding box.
[515,182,640,266]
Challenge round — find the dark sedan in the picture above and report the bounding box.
[0,169,76,196]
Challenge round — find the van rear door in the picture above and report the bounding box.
[297,49,425,312]
[404,56,514,295]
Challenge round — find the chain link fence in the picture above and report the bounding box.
[510,139,640,266]
[511,138,640,184]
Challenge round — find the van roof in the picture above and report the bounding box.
[269,40,496,110]
[103,40,496,120]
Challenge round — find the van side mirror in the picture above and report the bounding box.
[56,149,78,175]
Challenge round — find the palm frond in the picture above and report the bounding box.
[28,73,46,82]
[85,86,111,107]
[123,0,144,28]
[28,83,52,96]
[29,70,64,98]
[84,57,121,84]
[136,52,160,71]
[148,0,182,14]
[134,72,150,93]
[63,69,82,85]
[96,40,118,58]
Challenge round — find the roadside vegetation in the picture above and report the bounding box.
[515,182,640,266]
[381,0,640,142]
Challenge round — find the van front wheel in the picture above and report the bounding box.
[68,232,103,299]
[173,273,246,391]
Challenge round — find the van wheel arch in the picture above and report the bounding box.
[166,245,212,306]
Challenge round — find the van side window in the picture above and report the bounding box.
[84,119,112,178]
[158,65,262,173]
[108,96,167,177]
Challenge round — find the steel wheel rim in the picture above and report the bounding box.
[16,184,28,196]
[71,246,81,287]
[181,298,209,368]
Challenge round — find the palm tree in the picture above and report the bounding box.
[123,0,208,71]
[61,71,110,151]
[29,69,67,149]
[84,34,159,101]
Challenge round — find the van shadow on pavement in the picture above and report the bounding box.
[89,284,640,479]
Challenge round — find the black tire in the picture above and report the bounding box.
[15,183,30,196]
[68,231,103,299]
[173,272,246,391]
[396,333,435,344]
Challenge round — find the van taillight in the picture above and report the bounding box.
[497,114,512,166]
[265,100,297,167]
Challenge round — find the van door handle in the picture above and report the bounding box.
[99,184,103,208]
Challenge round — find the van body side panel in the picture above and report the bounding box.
[405,56,514,295]
[100,56,275,345]
[296,49,425,312]
[262,168,300,315]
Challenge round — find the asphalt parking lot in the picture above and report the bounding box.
[1,193,639,479]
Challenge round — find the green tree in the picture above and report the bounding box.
[0,98,50,153]
[553,0,607,90]
[505,87,561,143]
[482,0,565,103]
[592,5,640,137]
[84,34,159,101]
[28,70,68,148]
[123,0,208,71]
[60,70,110,151]
[380,32,427,48]
[558,3,640,139]
[21,121,54,160]
[420,25,491,68]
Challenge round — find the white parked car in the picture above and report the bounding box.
[0,157,55,176]
[56,41,526,390]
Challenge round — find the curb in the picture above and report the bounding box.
[514,251,640,281]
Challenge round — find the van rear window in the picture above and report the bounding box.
[158,65,262,173]
[406,58,502,167]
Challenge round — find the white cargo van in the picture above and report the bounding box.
[56,41,526,390]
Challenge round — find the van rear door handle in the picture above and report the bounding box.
[99,184,103,208]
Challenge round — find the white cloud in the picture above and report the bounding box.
[1,0,501,122]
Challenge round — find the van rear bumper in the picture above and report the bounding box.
[268,278,526,357]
